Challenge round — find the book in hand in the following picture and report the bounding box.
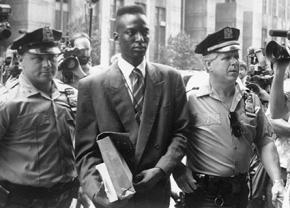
[96,134,135,206]
[95,163,118,203]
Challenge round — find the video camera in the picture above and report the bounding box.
[246,47,273,94]
[58,47,81,71]
[0,4,11,40]
[265,29,290,62]
[57,43,83,84]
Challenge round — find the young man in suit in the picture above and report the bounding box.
[75,5,190,208]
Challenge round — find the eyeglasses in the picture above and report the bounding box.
[229,112,242,137]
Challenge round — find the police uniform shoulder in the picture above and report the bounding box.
[5,78,19,90]
[186,73,210,97]
[0,84,15,104]
[188,84,211,98]
[54,79,77,92]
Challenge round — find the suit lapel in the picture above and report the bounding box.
[135,63,164,163]
[104,63,139,146]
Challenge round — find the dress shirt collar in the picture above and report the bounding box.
[118,56,146,79]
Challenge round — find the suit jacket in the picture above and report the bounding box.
[75,62,190,208]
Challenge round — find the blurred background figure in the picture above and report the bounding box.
[239,60,248,85]
[0,48,21,86]
[57,32,93,88]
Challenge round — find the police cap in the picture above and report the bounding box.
[11,26,62,55]
[195,27,240,56]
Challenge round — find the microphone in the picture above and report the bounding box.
[269,30,290,38]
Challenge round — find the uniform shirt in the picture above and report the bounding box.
[0,74,77,187]
[187,78,273,177]
[118,56,146,102]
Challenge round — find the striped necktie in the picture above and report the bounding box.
[130,68,145,124]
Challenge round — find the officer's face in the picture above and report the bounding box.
[210,51,240,83]
[22,52,58,85]
[74,37,91,65]
[116,13,149,65]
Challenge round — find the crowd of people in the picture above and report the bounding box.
[0,4,289,208]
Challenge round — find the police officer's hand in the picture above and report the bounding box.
[271,179,285,208]
[133,167,165,192]
[173,167,197,193]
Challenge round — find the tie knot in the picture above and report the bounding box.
[131,68,143,79]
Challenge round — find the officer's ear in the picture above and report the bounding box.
[205,61,212,72]
[113,32,119,41]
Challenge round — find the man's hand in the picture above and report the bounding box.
[133,167,165,192]
[173,167,197,193]
[272,179,285,208]
[93,182,129,208]
[72,58,87,78]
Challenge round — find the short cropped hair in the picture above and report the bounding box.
[116,5,145,17]
[115,5,146,31]
[70,32,91,47]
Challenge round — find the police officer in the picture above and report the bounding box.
[173,27,284,208]
[0,26,78,208]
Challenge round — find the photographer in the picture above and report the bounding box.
[0,48,21,86]
[57,33,92,88]
[245,47,273,110]
[238,60,248,85]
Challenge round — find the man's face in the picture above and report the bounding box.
[210,51,240,83]
[22,52,58,86]
[239,65,247,79]
[116,13,149,64]
[74,37,91,65]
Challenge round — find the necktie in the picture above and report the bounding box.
[130,68,145,124]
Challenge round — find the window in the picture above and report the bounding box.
[154,7,166,62]
[109,0,124,58]
[55,0,69,34]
